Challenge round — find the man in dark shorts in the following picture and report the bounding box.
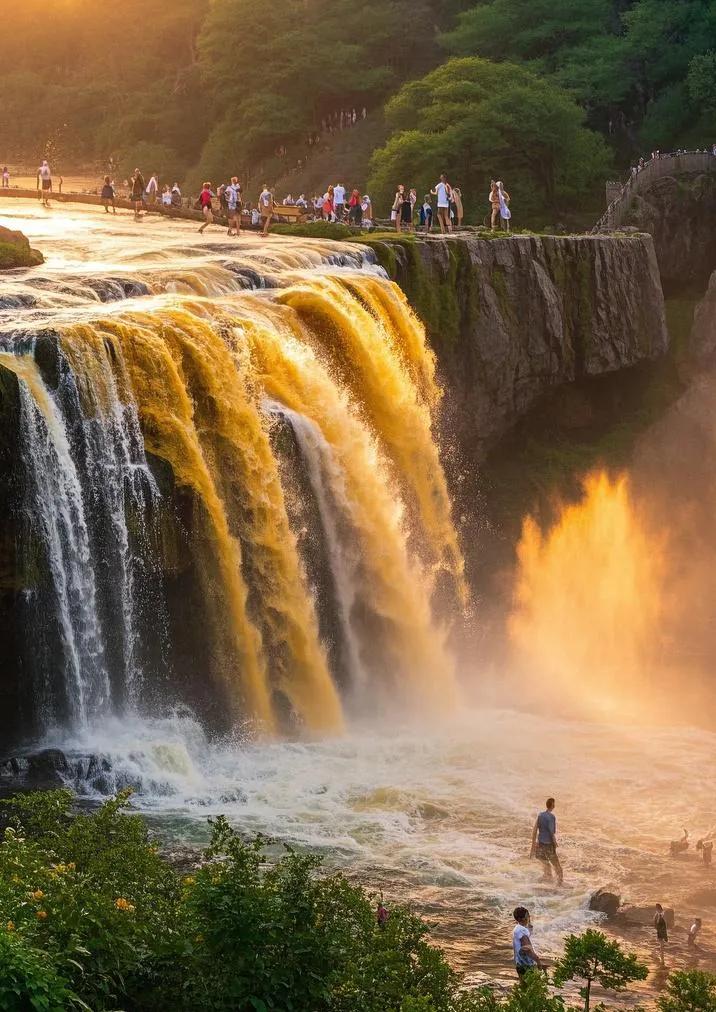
[38,160,52,206]
[531,797,563,885]
[512,907,543,980]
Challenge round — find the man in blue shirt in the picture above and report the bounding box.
[530,797,563,885]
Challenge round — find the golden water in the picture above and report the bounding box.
[0,199,464,733]
[509,472,665,718]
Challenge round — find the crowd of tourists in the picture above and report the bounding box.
[1,159,520,235]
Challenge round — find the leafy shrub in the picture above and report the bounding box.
[0,930,82,1011]
[657,969,716,1011]
[553,929,647,1011]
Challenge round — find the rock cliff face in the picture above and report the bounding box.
[371,233,668,465]
[625,173,716,291]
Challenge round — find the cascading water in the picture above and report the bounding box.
[0,205,464,747]
[4,353,110,730]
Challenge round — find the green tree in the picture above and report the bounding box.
[369,57,610,225]
[441,0,614,72]
[552,929,648,1012]
[687,51,716,112]
[657,969,716,1012]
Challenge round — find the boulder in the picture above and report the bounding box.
[617,904,675,928]
[0,225,44,269]
[589,889,621,918]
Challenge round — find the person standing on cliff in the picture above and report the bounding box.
[130,168,145,219]
[530,797,563,885]
[489,180,500,229]
[38,159,52,206]
[497,181,511,232]
[431,174,453,234]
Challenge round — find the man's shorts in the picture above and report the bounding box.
[535,843,559,864]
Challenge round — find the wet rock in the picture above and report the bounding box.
[617,904,675,928]
[0,225,44,270]
[0,747,70,795]
[589,889,622,918]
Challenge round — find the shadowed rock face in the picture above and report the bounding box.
[379,233,668,466]
[0,225,44,269]
[626,173,716,292]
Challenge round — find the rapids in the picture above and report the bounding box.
[2,201,715,1005]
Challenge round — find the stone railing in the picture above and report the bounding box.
[594,151,716,231]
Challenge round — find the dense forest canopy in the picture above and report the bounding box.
[1,0,714,222]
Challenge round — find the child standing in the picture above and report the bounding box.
[100,175,116,214]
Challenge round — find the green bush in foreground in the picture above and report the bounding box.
[553,929,648,1011]
[657,969,716,1011]
[0,790,713,1011]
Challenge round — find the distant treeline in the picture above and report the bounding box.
[2,0,714,225]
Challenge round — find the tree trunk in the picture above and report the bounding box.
[584,978,591,1012]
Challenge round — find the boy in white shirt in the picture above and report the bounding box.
[512,907,544,980]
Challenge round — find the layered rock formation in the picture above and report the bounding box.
[625,173,716,291]
[370,233,668,464]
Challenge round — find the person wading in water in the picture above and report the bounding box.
[530,797,563,885]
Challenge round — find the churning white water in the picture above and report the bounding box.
[47,707,716,997]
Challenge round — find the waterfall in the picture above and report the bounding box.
[3,354,110,729]
[266,401,368,697]
[1,233,465,743]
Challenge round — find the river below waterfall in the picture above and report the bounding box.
[44,708,716,1007]
[2,200,715,1008]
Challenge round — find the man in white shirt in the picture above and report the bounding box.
[512,907,543,980]
[226,177,242,236]
[431,173,453,234]
[38,160,52,206]
[333,182,346,220]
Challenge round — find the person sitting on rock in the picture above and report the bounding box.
[670,828,689,857]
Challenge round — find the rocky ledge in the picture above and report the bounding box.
[0,224,44,270]
[367,232,668,463]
